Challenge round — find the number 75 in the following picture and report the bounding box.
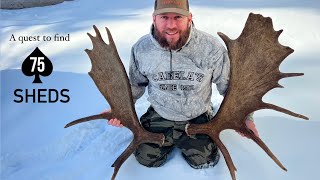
[30,57,45,72]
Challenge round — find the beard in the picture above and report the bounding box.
[153,25,191,50]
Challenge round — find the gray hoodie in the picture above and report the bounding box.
[129,24,230,121]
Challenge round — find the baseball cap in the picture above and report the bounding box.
[153,0,190,17]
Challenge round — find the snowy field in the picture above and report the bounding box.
[2,69,319,180]
[1,0,320,180]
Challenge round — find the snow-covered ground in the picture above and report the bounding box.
[1,69,319,180]
[1,0,319,180]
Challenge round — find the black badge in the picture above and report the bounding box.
[22,47,53,83]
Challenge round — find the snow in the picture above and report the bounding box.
[1,0,320,180]
[2,69,319,180]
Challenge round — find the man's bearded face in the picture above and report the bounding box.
[153,13,192,50]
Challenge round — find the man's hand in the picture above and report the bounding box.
[237,120,259,138]
[101,109,124,128]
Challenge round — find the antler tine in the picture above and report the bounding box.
[217,32,232,47]
[272,47,294,65]
[111,140,139,180]
[281,72,304,78]
[211,135,237,180]
[105,27,116,47]
[86,26,105,53]
[84,48,92,57]
[64,111,113,128]
[84,46,97,70]
[276,29,283,39]
[93,25,103,40]
[263,103,309,120]
[275,82,284,88]
[242,129,287,171]
[281,46,294,60]
[86,32,95,45]
[110,133,164,180]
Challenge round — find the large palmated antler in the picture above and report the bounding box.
[186,13,309,180]
[64,25,164,180]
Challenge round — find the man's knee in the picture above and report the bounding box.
[134,143,170,167]
[182,146,220,169]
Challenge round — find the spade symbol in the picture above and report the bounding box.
[22,47,53,83]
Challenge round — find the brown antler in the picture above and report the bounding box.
[64,25,165,180]
[186,13,309,180]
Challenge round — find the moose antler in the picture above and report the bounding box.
[64,25,165,180]
[186,13,309,180]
